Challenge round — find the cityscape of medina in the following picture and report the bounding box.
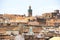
[0,0,60,40]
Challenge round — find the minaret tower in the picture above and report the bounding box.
[28,6,32,17]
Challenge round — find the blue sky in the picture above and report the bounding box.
[0,0,60,16]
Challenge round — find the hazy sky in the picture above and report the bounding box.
[0,0,60,16]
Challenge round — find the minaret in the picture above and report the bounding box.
[28,6,32,17]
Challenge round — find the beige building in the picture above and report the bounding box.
[42,13,52,19]
[46,19,55,26]
[46,18,60,26]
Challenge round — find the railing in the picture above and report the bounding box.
[0,38,13,40]
[0,37,15,40]
[0,35,15,40]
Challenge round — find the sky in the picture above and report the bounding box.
[0,0,60,16]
